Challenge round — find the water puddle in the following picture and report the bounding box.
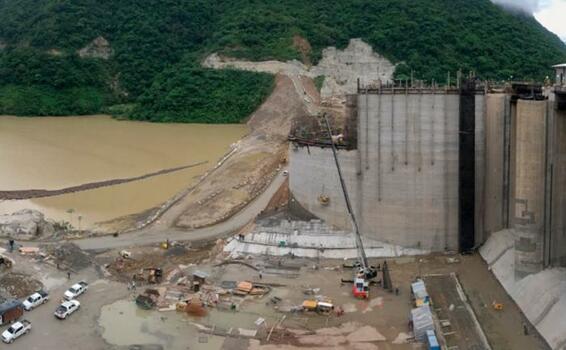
[98,299,255,350]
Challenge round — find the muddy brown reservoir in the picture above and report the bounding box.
[0,115,247,229]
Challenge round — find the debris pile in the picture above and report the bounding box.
[131,264,275,322]
[0,272,43,298]
[183,299,207,317]
[233,281,271,296]
[102,243,211,283]
[0,254,14,269]
[44,243,91,270]
[135,289,160,310]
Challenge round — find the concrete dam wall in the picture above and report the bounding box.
[482,92,566,272]
[288,84,566,349]
[290,86,566,261]
[290,90,485,251]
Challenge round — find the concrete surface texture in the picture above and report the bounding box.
[512,100,547,278]
[475,92,487,245]
[290,92,485,251]
[483,94,508,239]
[203,39,395,99]
[224,220,428,259]
[481,95,566,270]
[481,230,566,350]
[549,108,566,266]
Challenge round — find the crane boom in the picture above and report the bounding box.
[322,115,374,279]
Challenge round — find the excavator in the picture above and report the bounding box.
[322,114,377,299]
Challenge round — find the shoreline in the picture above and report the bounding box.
[0,161,207,200]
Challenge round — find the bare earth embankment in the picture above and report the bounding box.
[150,74,310,230]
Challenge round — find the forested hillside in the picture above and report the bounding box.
[0,0,565,121]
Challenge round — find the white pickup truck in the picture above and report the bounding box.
[54,300,80,320]
[1,320,31,343]
[22,290,49,311]
[63,281,88,300]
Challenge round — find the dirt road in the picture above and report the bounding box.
[74,169,287,251]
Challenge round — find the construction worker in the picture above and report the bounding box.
[523,323,529,335]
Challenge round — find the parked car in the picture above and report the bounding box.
[63,281,88,300]
[22,290,49,311]
[0,300,24,326]
[54,300,80,320]
[1,320,31,343]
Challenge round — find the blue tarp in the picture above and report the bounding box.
[426,329,440,350]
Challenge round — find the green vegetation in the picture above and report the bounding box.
[314,76,326,92]
[132,67,274,123]
[0,85,106,116]
[0,48,110,115]
[0,0,565,121]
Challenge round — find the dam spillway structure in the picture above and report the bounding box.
[289,70,566,272]
[289,80,486,253]
[483,78,566,276]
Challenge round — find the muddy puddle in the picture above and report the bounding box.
[0,115,247,228]
[99,299,268,350]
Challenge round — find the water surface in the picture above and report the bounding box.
[0,115,247,229]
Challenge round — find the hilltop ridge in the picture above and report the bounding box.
[0,0,565,120]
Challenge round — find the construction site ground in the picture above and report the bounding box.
[0,238,550,350]
[424,273,488,349]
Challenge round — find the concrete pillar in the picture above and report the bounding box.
[483,94,507,239]
[513,100,547,278]
[475,94,486,245]
[550,107,566,266]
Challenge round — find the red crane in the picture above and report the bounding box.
[322,114,377,299]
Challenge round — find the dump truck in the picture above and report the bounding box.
[302,300,334,313]
[0,300,24,326]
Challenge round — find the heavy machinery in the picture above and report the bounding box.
[0,255,13,269]
[133,268,163,284]
[322,114,377,298]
